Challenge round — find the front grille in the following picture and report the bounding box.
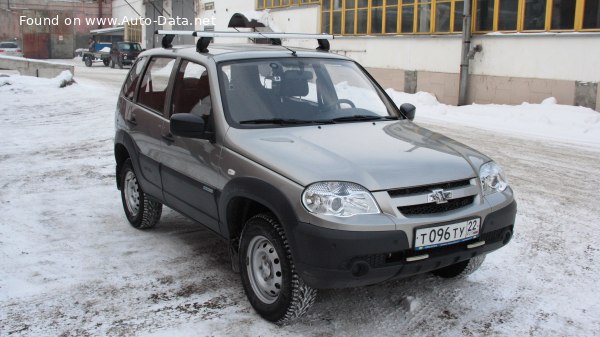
[398,196,474,216]
[388,179,472,197]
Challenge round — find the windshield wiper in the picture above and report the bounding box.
[240,118,333,125]
[331,115,398,123]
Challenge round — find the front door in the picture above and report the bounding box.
[160,59,223,233]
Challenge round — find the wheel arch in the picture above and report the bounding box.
[219,177,300,251]
[114,130,137,190]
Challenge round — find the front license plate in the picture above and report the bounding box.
[414,218,480,250]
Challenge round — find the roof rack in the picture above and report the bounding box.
[154,30,334,53]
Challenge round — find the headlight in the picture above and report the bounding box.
[302,182,380,217]
[479,161,508,196]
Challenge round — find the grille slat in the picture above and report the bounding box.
[398,196,475,216]
[388,179,472,197]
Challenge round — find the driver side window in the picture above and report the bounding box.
[171,60,211,118]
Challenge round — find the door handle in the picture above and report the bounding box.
[162,133,174,143]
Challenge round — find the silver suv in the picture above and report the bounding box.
[114,32,516,324]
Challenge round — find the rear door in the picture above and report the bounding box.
[128,56,176,197]
[160,59,223,233]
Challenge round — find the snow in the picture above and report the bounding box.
[1,66,600,336]
[386,89,600,148]
[100,46,111,53]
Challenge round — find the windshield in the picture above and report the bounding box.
[119,43,142,51]
[219,58,398,127]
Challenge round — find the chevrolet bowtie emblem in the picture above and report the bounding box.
[428,189,452,204]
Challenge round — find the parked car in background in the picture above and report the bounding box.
[110,42,143,69]
[0,41,23,57]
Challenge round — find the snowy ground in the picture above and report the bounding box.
[1,62,599,337]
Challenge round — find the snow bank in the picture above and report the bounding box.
[99,47,111,53]
[386,89,600,147]
[0,70,74,90]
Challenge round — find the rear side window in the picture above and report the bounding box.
[0,42,18,48]
[137,57,175,115]
[121,56,147,101]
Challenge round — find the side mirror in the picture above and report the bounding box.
[170,113,209,139]
[400,103,416,121]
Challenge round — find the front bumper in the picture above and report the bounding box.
[290,200,517,289]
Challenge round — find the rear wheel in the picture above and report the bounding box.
[119,159,162,229]
[239,213,317,324]
[432,255,486,278]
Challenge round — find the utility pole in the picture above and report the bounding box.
[458,0,472,106]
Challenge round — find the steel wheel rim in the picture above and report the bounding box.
[246,235,283,304]
[123,171,140,216]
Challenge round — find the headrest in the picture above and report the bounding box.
[280,70,311,97]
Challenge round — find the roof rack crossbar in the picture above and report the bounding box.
[154,30,334,53]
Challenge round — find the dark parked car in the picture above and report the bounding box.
[110,42,143,68]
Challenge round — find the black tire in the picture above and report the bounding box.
[84,56,92,67]
[239,213,317,324]
[432,254,486,278]
[103,59,109,66]
[119,158,162,229]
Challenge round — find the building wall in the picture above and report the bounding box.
[1,0,113,59]
[260,5,600,111]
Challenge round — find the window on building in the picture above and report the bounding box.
[551,0,575,30]
[401,0,415,33]
[436,0,452,32]
[583,0,600,29]
[475,0,494,31]
[385,0,399,33]
[318,0,600,35]
[453,0,464,32]
[497,0,519,31]
[523,0,547,30]
[259,0,318,9]
[371,0,384,34]
[357,0,368,34]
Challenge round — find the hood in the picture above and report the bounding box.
[225,120,490,191]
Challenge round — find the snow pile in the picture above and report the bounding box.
[386,89,600,147]
[0,70,74,91]
[100,46,111,53]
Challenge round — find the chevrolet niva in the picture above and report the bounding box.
[114,32,516,324]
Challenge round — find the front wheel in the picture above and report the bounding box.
[119,158,162,229]
[239,213,317,324]
[84,56,92,67]
[432,254,486,278]
[103,59,109,66]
